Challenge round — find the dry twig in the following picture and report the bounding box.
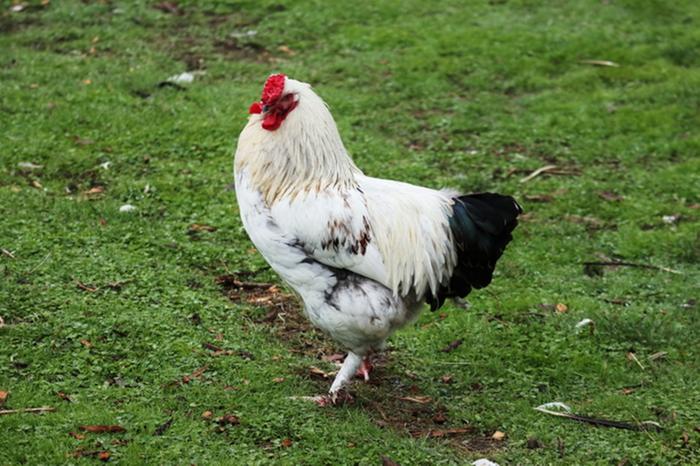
[0,406,55,415]
[534,402,661,432]
[520,165,580,183]
[582,260,680,274]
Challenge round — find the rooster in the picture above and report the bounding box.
[234,74,521,404]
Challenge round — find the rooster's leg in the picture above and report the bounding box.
[355,355,373,382]
[326,352,362,403]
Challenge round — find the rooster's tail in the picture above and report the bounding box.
[427,193,522,311]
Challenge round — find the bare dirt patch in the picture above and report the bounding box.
[216,273,504,454]
[349,369,503,454]
[216,274,335,357]
[212,37,272,63]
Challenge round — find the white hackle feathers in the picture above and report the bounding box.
[235,78,360,206]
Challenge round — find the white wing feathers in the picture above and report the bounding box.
[360,175,457,298]
[268,174,457,299]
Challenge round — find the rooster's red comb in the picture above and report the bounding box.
[261,74,286,104]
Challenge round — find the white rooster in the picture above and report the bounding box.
[234,74,521,403]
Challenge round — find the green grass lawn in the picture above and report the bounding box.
[1,0,699,464]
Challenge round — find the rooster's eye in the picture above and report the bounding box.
[262,105,270,112]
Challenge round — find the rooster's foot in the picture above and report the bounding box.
[354,356,373,382]
[310,390,354,407]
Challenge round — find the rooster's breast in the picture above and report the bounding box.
[234,170,419,353]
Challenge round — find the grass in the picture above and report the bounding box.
[1,0,699,464]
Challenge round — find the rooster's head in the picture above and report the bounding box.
[248,74,299,131]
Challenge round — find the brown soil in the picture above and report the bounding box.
[217,273,503,453]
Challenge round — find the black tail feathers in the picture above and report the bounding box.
[426,193,522,310]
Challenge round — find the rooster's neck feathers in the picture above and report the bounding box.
[235,78,361,206]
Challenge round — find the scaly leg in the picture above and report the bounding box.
[309,353,365,406]
[355,355,373,382]
[329,352,362,396]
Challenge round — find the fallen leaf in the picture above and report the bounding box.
[524,194,554,203]
[79,425,126,433]
[72,449,111,459]
[681,299,696,309]
[626,352,646,370]
[440,339,463,353]
[580,59,619,67]
[398,395,432,404]
[154,418,173,436]
[432,411,447,424]
[202,342,223,352]
[281,438,293,448]
[411,427,474,438]
[57,392,73,402]
[381,455,401,466]
[308,366,336,379]
[201,410,213,420]
[621,387,636,395]
[472,459,500,466]
[84,186,104,195]
[272,377,285,383]
[31,180,43,189]
[564,214,606,229]
[322,353,345,363]
[182,366,207,384]
[83,79,92,85]
[166,72,200,84]
[555,303,568,313]
[492,430,506,441]
[681,431,689,447]
[215,414,240,426]
[0,391,8,406]
[574,318,594,333]
[17,162,42,170]
[527,437,544,449]
[520,165,558,183]
[662,215,680,225]
[0,406,55,415]
[440,374,453,384]
[277,45,296,56]
[80,339,92,348]
[68,432,86,440]
[76,281,98,292]
[154,1,181,14]
[74,136,94,146]
[598,191,624,202]
[188,223,217,233]
[648,351,668,361]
